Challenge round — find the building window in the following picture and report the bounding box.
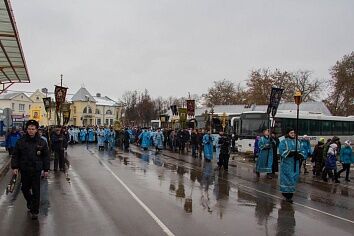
[11,103,14,110]
[106,110,112,115]
[97,119,101,125]
[110,119,113,125]
[96,109,100,114]
[36,96,39,101]
[83,106,92,114]
[29,105,31,110]
[19,104,25,111]
[105,119,109,125]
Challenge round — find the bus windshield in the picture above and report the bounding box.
[240,113,269,138]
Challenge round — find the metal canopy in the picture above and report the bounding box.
[0,0,29,94]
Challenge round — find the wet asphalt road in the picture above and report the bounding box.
[0,144,353,236]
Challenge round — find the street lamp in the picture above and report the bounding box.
[294,89,302,171]
[209,105,214,132]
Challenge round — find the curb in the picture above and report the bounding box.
[0,157,10,181]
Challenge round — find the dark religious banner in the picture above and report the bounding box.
[42,97,52,112]
[267,87,284,117]
[54,85,68,111]
[62,103,71,125]
[186,100,195,117]
[170,105,178,116]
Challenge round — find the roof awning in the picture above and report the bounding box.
[0,0,30,94]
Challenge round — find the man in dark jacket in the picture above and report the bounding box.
[11,120,49,219]
[123,128,130,151]
[197,129,205,158]
[51,126,68,171]
[190,129,198,158]
[218,131,231,171]
[312,138,325,177]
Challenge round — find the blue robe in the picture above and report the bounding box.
[300,139,311,160]
[203,134,213,160]
[88,128,95,142]
[256,136,273,173]
[104,128,110,142]
[97,129,105,147]
[153,132,164,150]
[107,130,116,150]
[80,129,87,142]
[279,138,301,193]
[139,131,151,149]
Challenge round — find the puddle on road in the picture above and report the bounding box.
[82,146,354,235]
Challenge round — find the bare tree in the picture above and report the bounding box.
[325,52,354,116]
[292,70,322,102]
[206,79,245,105]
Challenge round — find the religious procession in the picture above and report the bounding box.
[1,1,354,235]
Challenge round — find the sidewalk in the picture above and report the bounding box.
[124,145,354,190]
[0,149,10,180]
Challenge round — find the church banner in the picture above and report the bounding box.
[186,100,195,117]
[54,85,68,111]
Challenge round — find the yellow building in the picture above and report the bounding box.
[0,87,124,127]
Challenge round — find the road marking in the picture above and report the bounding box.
[131,148,354,224]
[91,152,175,236]
[236,182,354,224]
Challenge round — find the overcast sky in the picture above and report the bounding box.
[10,0,354,100]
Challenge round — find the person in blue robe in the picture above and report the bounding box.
[97,127,105,150]
[300,135,311,174]
[107,127,116,150]
[80,128,87,143]
[203,131,213,162]
[256,129,274,178]
[153,128,164,152]
[88,127,95,142]
[139,130,151,150]
[279,128,301,203]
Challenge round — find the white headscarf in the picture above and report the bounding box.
[328,143,337,155]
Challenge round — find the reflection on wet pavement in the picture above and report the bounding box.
[112,146,354,235]
[1,144,353,236]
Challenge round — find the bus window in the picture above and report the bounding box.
[273,118,283,135]
[309,119,321,136]
[321,120,332,135]
[240,113,269,137]
[298,119,309,135]
[333,121,343,135]
[212,117,222,133]
[351,122,354,134]
[342,122,350,135]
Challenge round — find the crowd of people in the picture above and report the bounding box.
[4,121,353,219]
[254,128,353,203]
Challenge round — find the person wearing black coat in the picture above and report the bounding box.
[51,126,68,172]
[190,129,199,158]
[197,129,205,158]
[218,131,231,171]
[123,128,130,151]
[11,120,49,219]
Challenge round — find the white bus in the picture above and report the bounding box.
[237,111,354,153]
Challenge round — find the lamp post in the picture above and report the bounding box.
[294,89,302,171]
[209,105,214,132]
